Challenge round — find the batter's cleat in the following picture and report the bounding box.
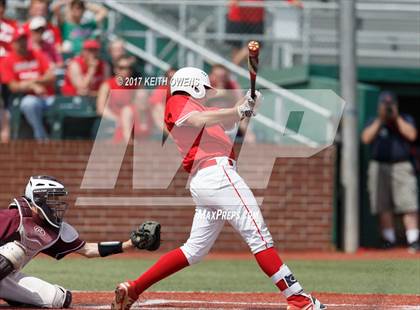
[287,293,326,310]
[111,281,138,310]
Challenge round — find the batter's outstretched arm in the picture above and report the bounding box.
[76,240,134,259]
[186,94,258,128]
[186,107,241,128]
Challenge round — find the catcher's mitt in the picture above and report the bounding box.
[131,221,161,251]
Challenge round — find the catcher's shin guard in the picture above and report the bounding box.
[287,293,326,310]
[111,281,138,310]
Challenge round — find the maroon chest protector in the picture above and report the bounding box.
[9,197,61,264]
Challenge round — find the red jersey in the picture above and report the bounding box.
[0,17,17,58]
[23,21,62,46]
[165,94,235,173]
[28,38,63,65]
[1,49,54,95]
[61,55,107,96]
[228,0,265,23]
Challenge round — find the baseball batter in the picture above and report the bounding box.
[112,67,325,310]
[0,175,160,308]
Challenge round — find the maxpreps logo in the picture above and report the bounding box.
[34,225,46,236]
[196,209,262,221]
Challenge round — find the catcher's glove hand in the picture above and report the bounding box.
[131,221,161,251]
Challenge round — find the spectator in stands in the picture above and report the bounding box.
[0,0,17,58]
[226,0,265,65]
[148,68,176,132]
[52,0,107,55]
[361,91,419,252]
[109,39,125,64]
[208,64,256,143]
[97,55,153,143]
[108,39,129,74]
[107,38,144,78]
[0,0,17,143]
[61,39,109,97]
[226,0,302,65]
[287,0,303,8]
[2,29,55,140]
[209,64,242,108]
[28,16,63,67]
[23,0,63,50]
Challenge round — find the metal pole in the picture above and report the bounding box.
[340,0,359,253]
[178,3,187,68]
[302,7,311,65]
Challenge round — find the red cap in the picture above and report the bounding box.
[13,28,28,41]
[83,39,101,50]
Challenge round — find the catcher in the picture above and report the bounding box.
[0,175,160,308]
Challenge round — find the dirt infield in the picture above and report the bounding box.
[1,291,420,309]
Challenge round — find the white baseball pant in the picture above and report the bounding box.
[0,272,68,308]
[181,156,274,265]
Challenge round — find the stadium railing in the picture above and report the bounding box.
[101,0,420,69]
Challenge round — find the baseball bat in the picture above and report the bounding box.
[247,41,260,100]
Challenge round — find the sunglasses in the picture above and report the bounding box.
[117,65,132,70]
[33,27,46,32]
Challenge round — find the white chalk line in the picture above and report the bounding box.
[76,298,420,310]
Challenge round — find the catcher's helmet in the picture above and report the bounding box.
[25,176,68,229]
[170,67,214,99]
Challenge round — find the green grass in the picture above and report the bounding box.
[23,257,420,295]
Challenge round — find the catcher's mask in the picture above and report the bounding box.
[25,176,68,229]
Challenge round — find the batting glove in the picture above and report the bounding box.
[237,90,262,119]
[245,89,263,107]
[237,100,255,119]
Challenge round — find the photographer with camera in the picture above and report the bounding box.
[362,91,419,252]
